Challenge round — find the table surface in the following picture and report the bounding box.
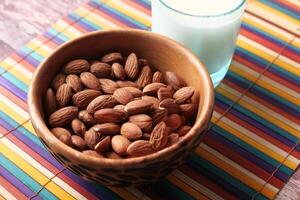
[0,1,299,199]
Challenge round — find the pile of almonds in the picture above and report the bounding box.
[46,52,198,159]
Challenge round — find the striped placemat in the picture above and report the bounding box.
[0,0,299,199]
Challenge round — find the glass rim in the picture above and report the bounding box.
[157,0,247,18]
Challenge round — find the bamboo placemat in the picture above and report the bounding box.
[0,0,299,199]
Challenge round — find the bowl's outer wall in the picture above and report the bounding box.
[29,30,214,186]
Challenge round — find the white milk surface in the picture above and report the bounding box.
[152,0,245,86]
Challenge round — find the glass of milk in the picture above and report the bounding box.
[151,0,247,87]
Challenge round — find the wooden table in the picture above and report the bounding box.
[0,1,298,199]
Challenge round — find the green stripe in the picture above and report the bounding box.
[80,17,102,30]
[20,46,33,55]
[0,154,59,200]
[0,111,22,131]
[2,72,28,92]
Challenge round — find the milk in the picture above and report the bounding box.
[151,0,246,86]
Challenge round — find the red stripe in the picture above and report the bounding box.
[233,54,265,73]
[10,53,24,62]
[64,18,90,33]
[35,35,49,43]
[179,165,240,200]
[5,133,98,200]
[281,47,300,63]
[203,134,284,188]
[0,176,28,200]
[276,0,300,12]
[0,125,8,135]
[18,59,35,73]
[122,0,151,15]
[0,86,28,111]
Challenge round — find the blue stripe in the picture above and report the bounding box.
[0,75,27,100]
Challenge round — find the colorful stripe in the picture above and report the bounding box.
[0,0,299,199]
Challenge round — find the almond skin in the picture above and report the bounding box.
[152,71,163,83]
[66,74,83,92]
[123,87,142,97]
[179,103,197,119]
[51,73,66,91]
[124,53,139,80]
[159,98,180,114]
[177,125,192,136]
[82,150,104,158]
[165,71,186,90]
[141,96,160,108]
[56,83,72,108]
[45,88,57,115]
[94,108,128,123]
[150,122,169,151]
[173,87,195,104]
[86,95,117,113]
[166,133,179,146]
[106,151,122,159]
[113,88,134,105]
[84,128,101,149]
[59,134,72,146]
[165,114,182,131]
[63,59,89,74]
[111,135,131,156]
[125,99,153,115]
[127,140,155,157]
[143,82,166,96]
[157,87,173,101]
[80,72,101,90]
[71,135,87,151]
[93,123,120,135]
[116,80,138,88]
[95,136,111,153]
[99,79,119,94]
[49,106,78,127]
[112,63,126,80]
[71,118,86,137]
[113,104,125,111]
[78,110,96,126]
[150,107,168,125]
[135,66,152,88]
[72,89,101,110]
[121,122,142,140]
[51,127,71,138]
[129,114,153,132]
[138,58,150,67]
[101,52,122,64]
[90,62,111,78]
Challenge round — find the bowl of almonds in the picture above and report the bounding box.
[28,29,214,186]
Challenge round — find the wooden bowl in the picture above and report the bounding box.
[28,29,214,186]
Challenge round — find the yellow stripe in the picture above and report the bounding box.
[26,41,40,50]
[8,68,31,85]
[84,14,112,29]
[0,143,75,200]
[60,28,81,40]
[167,175,210,200]
[74,6,91,17]
[273,57,300,76]
[0,100,27,125]
[107,187,139,200]
[46,181,76,200]
[218,86,300,141]
[0,60,13,71]
[230,64,300,106]
[195,147,277,199]
[0,194,6,200]
[24,122,38,136]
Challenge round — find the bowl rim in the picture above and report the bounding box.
[28,29,214,167]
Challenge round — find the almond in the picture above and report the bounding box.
[177,125,191,136]
[150,122,169,151]
[124,53,139,80]
[159,98,180,114]
[121,123,142,140]
[152,71,163,83]
[101,52,122,64]
[166,133,179,146]
[112,63,126,80]
[180,103,197,119]
[51,127,71,138]
[138,58,150,67]
[192,90,200,105]
[129,114,153,132]
[165,71,186,90]
[86,95,117,113]
[106,151,122,159]
[93,123,120,135]
[127,140,154,157]
[84,128,101,149]
[56,83,72,108]
[135,66,152,88]
[125,99,153,115]
[141,96,160,108]
[111,135,131,155]
[166,114,182,131]
[94,108,128,123]
[123,87,142,97]
[116,80,138,88]
[80,72,101,90]
[95,136,111,153]
[63,59,89,74]
[150,107,168,125]
[59,134,72,146]
[45,88,56,115]
[143,82,166,96]
[113,104,125,111]
[78,110,96,126]
[71,118,86,137]
[82,150,104,158]
[49,106,78,127]
[142,133,151,140]
[113,88,134,105]
[157,87,173,100]
[72,89,101,109]
[66,74,83,92]
[173,87,195,104]
[90,62,111,78]
[72,135,87,151]
[99,78,119,94]
[51,73,66,91]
